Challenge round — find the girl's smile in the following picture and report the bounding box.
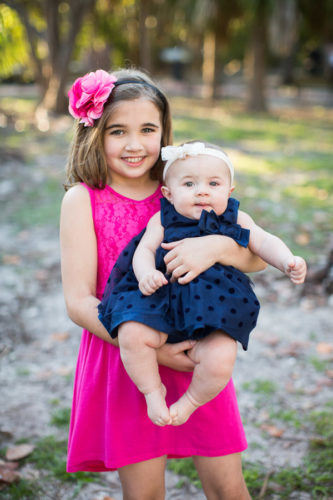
[104,98,162,186]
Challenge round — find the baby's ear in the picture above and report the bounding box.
[229,185,235,196]
[161,185,172,201]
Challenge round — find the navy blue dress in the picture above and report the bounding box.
[98,198,260,350]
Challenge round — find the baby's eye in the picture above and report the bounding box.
[210,181,219,186]
[184,181,194,187]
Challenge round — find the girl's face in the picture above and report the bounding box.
[103,98,162,185]
[162,155,235,220]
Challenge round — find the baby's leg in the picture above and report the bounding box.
[170,331,237,426]
[118,321,170,426]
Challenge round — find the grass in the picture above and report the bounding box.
[7,178,64,229]
[310,357,332,373]
[1,93,332,260]
[242,379,278,395]
[1,435,101,499]
[171,97,333,262]
[168,407,333,498]
[50,407,71,428]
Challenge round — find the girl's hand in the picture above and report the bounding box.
[284,256,307,284]
[139,270,168,295]
[156,340,197,372]
[162,237,218,284]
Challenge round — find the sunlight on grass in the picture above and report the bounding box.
[1,93,332,260]
[171,97,333,261]
[0,96,36,114]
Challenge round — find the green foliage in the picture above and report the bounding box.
[7,177,64,229]
[29,435,98,484]
[168,458,202,489]
[0,5,29,79]
[168,408,333,498]
[172,98,333,260]
[51,408,71,428]
[0,479,41,500]
[242,379,278,395]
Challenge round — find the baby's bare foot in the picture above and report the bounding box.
[170,392,200,426]
[145,384,171,426]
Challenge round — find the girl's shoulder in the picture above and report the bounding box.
[146,210,162,228]
[62,183,89,202]
[61,183,91,210]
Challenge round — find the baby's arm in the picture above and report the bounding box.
[132,212,168,295]
[237,211,307,284]
[162,235,266,285]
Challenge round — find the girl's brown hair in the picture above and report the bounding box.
[65,68,173,190]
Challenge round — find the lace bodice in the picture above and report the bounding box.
[83,183,162,298]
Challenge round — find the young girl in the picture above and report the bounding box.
[61,68,266,500]
[98,141,307,427]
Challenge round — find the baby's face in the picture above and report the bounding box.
[162,154,234,220]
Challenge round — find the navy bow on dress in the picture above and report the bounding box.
[198,204,250,248]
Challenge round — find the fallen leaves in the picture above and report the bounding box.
[2,254,21,265]
[0,444,35,485]
[51,331,70,342]
[316,342,333,355]
[5,444,35,461]
[0,460,20,483]
[260,424,285,438]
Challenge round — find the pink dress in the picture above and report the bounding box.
[67,184,247,472]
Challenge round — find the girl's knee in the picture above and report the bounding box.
[193,454,251,500]
[118,457,166,500]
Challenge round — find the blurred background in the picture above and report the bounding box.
[1,0,333,113]
[0,1,333,499]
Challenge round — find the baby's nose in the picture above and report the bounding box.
[196,184,208,195]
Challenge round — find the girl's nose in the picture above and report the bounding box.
[125,134,143,151]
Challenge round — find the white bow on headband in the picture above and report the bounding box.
[161,142,234,182]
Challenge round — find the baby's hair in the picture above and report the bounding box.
[65,68,173,190]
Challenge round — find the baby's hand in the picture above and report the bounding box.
[139,270,168,295]
[284,256,307,284]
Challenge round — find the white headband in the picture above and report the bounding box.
[161,142,234,182]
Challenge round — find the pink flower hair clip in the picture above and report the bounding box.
[68,69,117,127]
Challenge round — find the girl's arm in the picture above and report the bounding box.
[162,234,266,285]
[60,187,196,370]
[132,212,167,294]
[238,211,307,283]
[60,185,118,345]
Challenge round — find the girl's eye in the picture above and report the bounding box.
[110,129,124,136]
[142,127,155,133]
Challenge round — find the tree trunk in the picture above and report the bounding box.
[138,0,152,73]
[245,2,268,112]
[202,31,216,100]
[6,0,95,115]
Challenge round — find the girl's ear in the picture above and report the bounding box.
[161,185,172,201]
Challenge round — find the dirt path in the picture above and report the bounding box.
[1,146,332,499]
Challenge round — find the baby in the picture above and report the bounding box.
[99,141,307,426]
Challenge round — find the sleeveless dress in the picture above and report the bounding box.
[98,197,260,351]
[67,184,247,473]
